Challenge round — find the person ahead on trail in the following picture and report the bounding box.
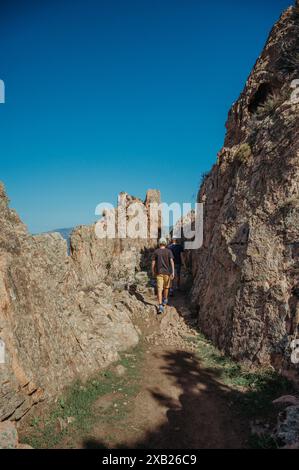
[168,238,185,292]
[151,237,174,314]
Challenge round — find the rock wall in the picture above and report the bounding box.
[191,3,299,367]
[70,190,161,289]
[0,185,159,421]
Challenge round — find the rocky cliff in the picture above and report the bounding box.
[0,186,158,421]
[191,2,299,367]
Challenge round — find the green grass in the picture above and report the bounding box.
[22,329,295,450]
[22,343,144,448]
[185,333,295,448]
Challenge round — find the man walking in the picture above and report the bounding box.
[152,237,175,314]
[168,238,185,292]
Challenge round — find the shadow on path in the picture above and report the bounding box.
[83,349,249,449]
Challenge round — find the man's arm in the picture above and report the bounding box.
[170,258,175,279]
[152,260,156,277]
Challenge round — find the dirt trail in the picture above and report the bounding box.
[80,289,248,449]
[21,283,249,449]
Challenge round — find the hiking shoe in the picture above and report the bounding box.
[169,288,174,297]
[162,298,168,306]
[158,304,164,314]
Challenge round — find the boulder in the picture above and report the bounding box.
[114,365,127,377]
[0,421,32,449]
[276,405,299,446]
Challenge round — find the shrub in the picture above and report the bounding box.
[247,87,290,142]
[256,91,285,117]
[235,143,252,164]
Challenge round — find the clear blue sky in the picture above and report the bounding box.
[0,0,292,233]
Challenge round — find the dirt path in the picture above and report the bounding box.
[20,285,249,449]
[20,280,296,449]
[78,290,248,449]
[88,348,246,449]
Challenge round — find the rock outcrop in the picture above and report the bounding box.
[70,190,161,289]
[0,421,32,449]
[191,3,299,367]
[276,404,299,447]
[0,185,158,422]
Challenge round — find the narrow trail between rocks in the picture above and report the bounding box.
[75,289,248,449]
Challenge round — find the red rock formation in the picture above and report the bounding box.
[0,185,159,421]
[191,3,299,367]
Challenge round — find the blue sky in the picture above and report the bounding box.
[0,0,293,233]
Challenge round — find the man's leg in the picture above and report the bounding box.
[156,275,163,309]
[157,287,163,305]
[163,275,171,304]
[163,287,169,302]
[169,276,174,296]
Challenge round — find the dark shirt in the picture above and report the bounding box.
[168,243,184,266]
[152,248,174,275]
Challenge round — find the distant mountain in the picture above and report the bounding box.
[49,227,73,241]
[47,227,73,253]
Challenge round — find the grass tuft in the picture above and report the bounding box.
[22,343,144,448]
[185,332,294,448]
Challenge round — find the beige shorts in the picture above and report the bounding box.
[156,274,171,290]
